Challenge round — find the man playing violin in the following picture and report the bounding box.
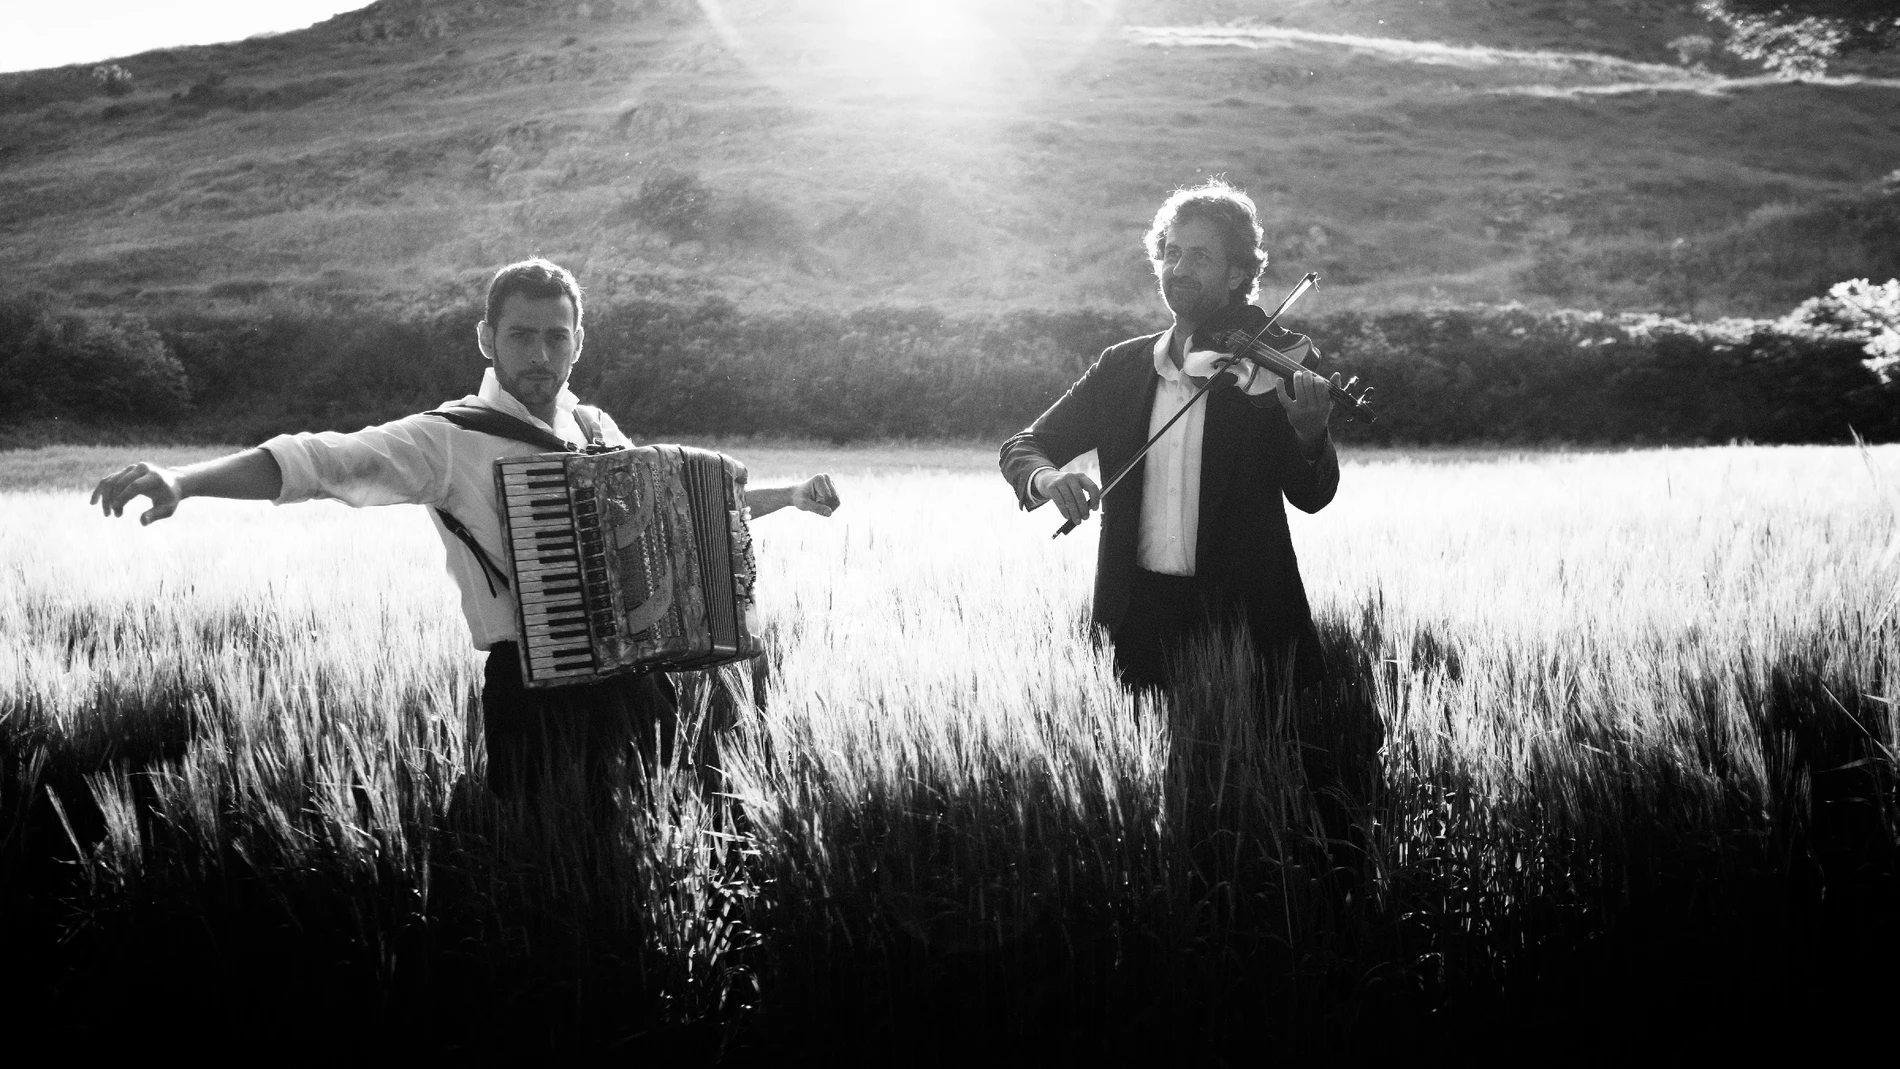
[999,178,1342,693]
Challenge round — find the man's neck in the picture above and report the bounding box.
[1166,317,1198,370]
[499,386,559,427]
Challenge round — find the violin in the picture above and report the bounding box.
[1200,272,1376,423]
[1049,272,1374,538]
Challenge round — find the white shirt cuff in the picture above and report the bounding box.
[1025,465,1058,505]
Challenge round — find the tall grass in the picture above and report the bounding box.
[2,444,1895,1055]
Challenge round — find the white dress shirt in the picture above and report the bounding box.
[1137,329,1204,576]
[260,369,630,650]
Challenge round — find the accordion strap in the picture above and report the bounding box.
[423,403,579,452]
[419,401,603,599]
[436,507,510,597]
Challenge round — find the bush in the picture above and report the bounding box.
[0,298,190,423]
[625,170,712,242]
[1315,306,1899,445]
[90,64,134,98]
[10,293,1899,446]
[1777,278,1900,383]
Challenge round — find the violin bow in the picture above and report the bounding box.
[1051,273,1321,539]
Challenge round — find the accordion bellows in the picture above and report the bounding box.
[496,445,762,688]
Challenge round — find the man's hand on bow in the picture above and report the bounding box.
[1033,468,1100,524]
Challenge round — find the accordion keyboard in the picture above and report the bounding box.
[495,446,758,688]
[499,459,610,684]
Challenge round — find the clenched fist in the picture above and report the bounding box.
[792,473,841,517]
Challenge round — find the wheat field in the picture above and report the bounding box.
[2,442,1895,1056]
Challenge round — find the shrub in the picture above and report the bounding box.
[1777,278,1900,383]
[0,298,190,422]
[13,294,1900,446]
[1316,306,1900,445]
[626,170,712,242]
[90,64,134,98]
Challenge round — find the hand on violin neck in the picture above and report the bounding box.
[1276,368,1340,448]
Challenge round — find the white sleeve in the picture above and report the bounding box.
[260,415,455,508]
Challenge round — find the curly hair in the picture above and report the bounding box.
[1143,178,1267,303]
[484,257,585,330]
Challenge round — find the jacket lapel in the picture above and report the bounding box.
[1106,334,1165,494]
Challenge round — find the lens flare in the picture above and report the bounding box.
[696,0,1118,106]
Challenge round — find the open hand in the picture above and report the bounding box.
[792,473,840,517]
[1275,369,1340,447]
[91,462,185,526]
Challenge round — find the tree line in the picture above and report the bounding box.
[2,293,1895,448]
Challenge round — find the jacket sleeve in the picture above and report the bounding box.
[1278,430,1339,515]
[999,347,1116,511]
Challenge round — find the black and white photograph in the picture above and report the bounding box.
[3,0,1897,1061]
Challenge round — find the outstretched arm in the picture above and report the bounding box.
[91,449,284,526]
[746,473,839,519]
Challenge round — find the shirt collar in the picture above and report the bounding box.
[476,367,578,433]
[1152,329,1186,384]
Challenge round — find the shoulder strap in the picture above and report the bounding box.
[435,506,510,597]
[572,405,599,445]
[423,403,575,453]
[422,403,600,598]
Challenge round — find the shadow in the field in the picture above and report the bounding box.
[716,623,1402,1063]
[3,660,766,1058]
[0,687,198,894]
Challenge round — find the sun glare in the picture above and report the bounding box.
[697,0,1117,105]
[833,0,994,86]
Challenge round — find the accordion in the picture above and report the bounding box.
[495,445,762,688]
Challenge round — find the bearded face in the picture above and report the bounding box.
[478,294,583,413]
[1154,217,1246,325]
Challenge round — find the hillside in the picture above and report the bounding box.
[2,0,1897,319]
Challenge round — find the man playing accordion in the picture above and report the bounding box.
[91,258,840,802]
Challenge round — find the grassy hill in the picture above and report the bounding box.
[1,0,1897,320]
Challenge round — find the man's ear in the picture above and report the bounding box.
[476,320,496,362]
[572,325,584,364]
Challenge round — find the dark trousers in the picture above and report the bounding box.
[480,641,679,801]
[1111,569,1378,842]
[1112,568,1317,691]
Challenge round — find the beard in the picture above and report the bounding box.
[1160,277,1231,323]
[500,367,564,407]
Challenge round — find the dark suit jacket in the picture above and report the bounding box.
[1000,330,1340,673]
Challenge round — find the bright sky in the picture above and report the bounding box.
[3,1,376,75]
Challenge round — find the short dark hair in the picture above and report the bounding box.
[484,258,584,329]
[1144,178,1268,303]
